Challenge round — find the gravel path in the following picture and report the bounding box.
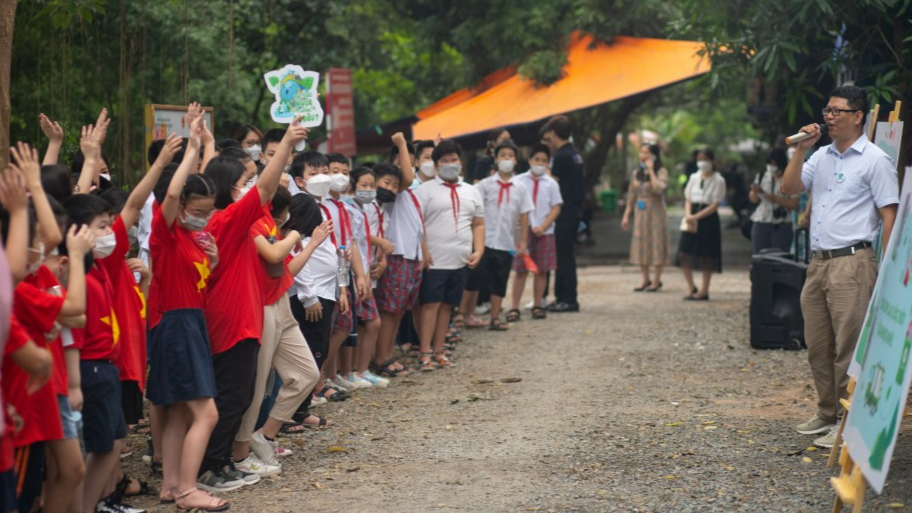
[123,265,912,512]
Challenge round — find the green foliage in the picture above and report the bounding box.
[671,0,911,134]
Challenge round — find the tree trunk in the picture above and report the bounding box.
[0,0,17,168]
[582,92,653,191]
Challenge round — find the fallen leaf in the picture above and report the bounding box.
[312,482,324,489]
[665,422,685,427]
[805,447,818,452]
[450,399,460,405]
[885,503,905,509]
[347,467,360,472]
[704,425,718,431]
[664,475,675,480]
[471,379,494,385]
[702,421,716,425]
[501,377,523,383]
[801,457,812,463]
[327,446,348,453]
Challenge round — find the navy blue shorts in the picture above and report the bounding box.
[147,309,217,406]
[80,360,126,453]
[466,248,512,297]
[0,469,15,513]
[419,267,469,307]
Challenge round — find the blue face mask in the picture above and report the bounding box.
[341,195,355,206]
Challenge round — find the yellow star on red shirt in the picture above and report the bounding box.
[100,309,120,346]
[194,259,210,292]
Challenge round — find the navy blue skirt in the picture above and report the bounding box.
[146,309,218,406]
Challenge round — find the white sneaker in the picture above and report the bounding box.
[311,394,328,406]
[274,445,293,457]
[360,371,389,388]
[476,302,491,315]
[329,376,352,392]
[249,431,279,466]
[234,454,281,476]
[344,373,373,389]
[524,300,535,311]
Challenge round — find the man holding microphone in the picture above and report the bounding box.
[780,85,898,448]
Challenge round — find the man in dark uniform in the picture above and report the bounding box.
[540,115,584,312]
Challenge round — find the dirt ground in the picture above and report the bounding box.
[123,265,912,512]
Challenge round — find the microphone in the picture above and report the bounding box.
[785,124,827,145]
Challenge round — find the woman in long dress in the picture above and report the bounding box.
[622,143,670,292]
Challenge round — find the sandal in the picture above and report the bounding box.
[115,473,157,498]
[452,313,465,329]
[505,309,521,323]
[406,344,422,358]
[633,280,652,292]
[316,385,350,402]
[464,315,486,329]
[434,352,455,369]
[488,318,509,331]
[176,488,229,512]
[417,353,435,372]
[129,423,151,435]
[531,307,547,320]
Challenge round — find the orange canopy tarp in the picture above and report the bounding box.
[413,34,710,140]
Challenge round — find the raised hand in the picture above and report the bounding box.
[0,166,28,213]
[202,232,219,268]
[187,114,203,149]
[9,142,42,185]
[38,114,64,143]
[92,108,111,146]
[309,220,333,247]
[80,124,103,160]
[283,115,310,146]
[126,258,151,281]
[155,134,183,167]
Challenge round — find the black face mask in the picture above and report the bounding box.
[376,187,397,204]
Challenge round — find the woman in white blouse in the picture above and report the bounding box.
[748,148,799,254]
[675,148,725,300]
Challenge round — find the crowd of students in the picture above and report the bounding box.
[0,104,584,512]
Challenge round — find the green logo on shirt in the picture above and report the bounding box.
[837,173,846,183]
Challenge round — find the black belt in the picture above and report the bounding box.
[813,242,872,260]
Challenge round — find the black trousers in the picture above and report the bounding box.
[202,338,259,472]
[290,295,335,416]
[554,215,580,304]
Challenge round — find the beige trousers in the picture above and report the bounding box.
[800,247,877,423]
[236,294,320,442]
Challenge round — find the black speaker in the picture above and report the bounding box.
[749,240,808,350]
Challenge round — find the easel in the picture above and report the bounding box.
[828,100,903,512]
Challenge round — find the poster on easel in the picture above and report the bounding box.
[842,168,912,494]
[874,121,903,167]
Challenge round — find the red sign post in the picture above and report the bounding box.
[326,68,356,156]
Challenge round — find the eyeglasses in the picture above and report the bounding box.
[822,107,859,117]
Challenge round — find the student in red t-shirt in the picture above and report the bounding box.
[91,136,180,502]
[232,186,328,469]
[199,118,309,484]
[145,110,228,511]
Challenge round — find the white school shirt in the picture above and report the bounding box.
[324,197,354,249]
[801,134,899,251]
[345,202,371,277]
[385,190,425,261]
[475,174,534,252]
[365,201,386,288]
[683,172,726,205]
[415,176,485,270]
[515,172,563,235]
[290,195,338,307]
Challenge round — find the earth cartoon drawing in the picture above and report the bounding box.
[263,65,324,127]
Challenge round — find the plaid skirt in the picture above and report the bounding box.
[513,233,557,273]
[377,255,423,313]
[358,294,379,322]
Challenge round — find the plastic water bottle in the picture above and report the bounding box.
[337,246,351,286]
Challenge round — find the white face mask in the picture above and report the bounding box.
[181,210,211,232]
[93,233,117,259]
[419,161,437,178]
[305,174,332,198]
[355,190,377,204]
[275,213,290,228]
[766,164,778,175]
[530,165,547,177]
[438,163,461,182]
[234,186,248,199]
[498,159,516,173]
[329,173,350,193]
[246,145,262,162]
[26,242,45,275]
[697,161,713,174]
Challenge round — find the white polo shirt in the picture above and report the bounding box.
[415,177,485,270]
[385,190,425,261]
[515,172,563,235]
[475,174,534,252]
